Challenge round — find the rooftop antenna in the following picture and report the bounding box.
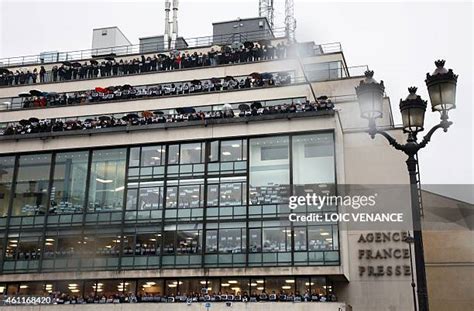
[164,0,171,50]
[259,0,274,29]
[285,0,296,42]
[171,0,179,49]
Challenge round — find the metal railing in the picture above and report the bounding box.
[0,28,288,68]
[0,66,366,112]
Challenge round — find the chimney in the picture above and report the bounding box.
[164,0,171,49]
[171,0,179,49]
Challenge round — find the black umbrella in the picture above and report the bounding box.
[224,76,235,81]
[71,62,82,67]
[104,56,115,61]
[238,103,250,111]
[210,78,221,84]
[19,119,30,126]
[261,72,273,79]
[243,41,254,49]
[153,110,164,115]
[63,61,72,66]
[84,119,94,123]
[18,92,31,98]
[157,53,168,58]
[46,92,58,98]
[121,84,132,90]
[29,117,39,123]
[89,59,98,65]
[191,79,202,85]
[29,89,44,97]
[126,113,139,119]
[0,68,10,75]
[176,107,195,114]
[250,72,261,79]
[251,102,262,110]
[317,96,328,101]
[99,116,111,121]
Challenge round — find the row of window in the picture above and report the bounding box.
[0,223,339,272]
[0,133,335,224]
[1,276,334,298]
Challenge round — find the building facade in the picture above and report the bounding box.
[0,26,422,311]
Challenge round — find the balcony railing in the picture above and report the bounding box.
[0,66,366,112]
[0,28,293,68]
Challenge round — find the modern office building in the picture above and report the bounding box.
[0,18,450,311]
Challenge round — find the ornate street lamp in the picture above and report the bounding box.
[355,60,458,311]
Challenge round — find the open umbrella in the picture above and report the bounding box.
[153,110,164,115]
[19,119,30,126]
[28,117,40,123]
[121,84,132,90]
[104,56,115,61]
[29,89,44,97]
[243,41,254,49]
[157,53,168,58]
[251,102,262,110]
[176,107,195,114]
[71,62,82,68]
[210,77,221,83]
[191,79,202,85]
[0,68,10,75]
[238,103,250,111]
[317,95,328,101]
[89,59,98,65]
[84,119,94,123]
[224,76,235,81]
[99,116,111,121]
[142,111,153,118]
[45,92,58,98]
[62,61,72,66]
[126,113,139,119]
[250,72,261,79]
[18,92,31,98]
[95,87,107,93]
[222,103,233,111]
[261,72,273,80]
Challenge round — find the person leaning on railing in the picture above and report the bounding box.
[0,41,290,86]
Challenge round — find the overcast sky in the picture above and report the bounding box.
[0,0,472,196]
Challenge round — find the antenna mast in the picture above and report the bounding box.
[285,0,296,42]
[259,0,274,29]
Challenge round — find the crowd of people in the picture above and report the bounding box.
[14,71,292,110]
[46,290,337,305]
[0,42,292,87]
[0,97,334,137]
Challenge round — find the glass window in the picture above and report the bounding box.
[263,227,291,252]
[266,278,294,295]
[292,133,335,197]
[0,156,15,218]
[221,278,249,295]
[166,179,204,209]
[56,281,83,297]
[138,279,163,296]
[249,136,290,205]
[50,151,89,214]
[220,140,247,162]
[141,146,165,166]
[180,143,205,164]
[12,154,51,216]
[219,227,246,253]
[308,226,334,250]
[88,149,126,212]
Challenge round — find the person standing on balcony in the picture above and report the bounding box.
[39,66,46,83]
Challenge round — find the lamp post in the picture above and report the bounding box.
[355,60,458,311]
[404,234,417,311]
